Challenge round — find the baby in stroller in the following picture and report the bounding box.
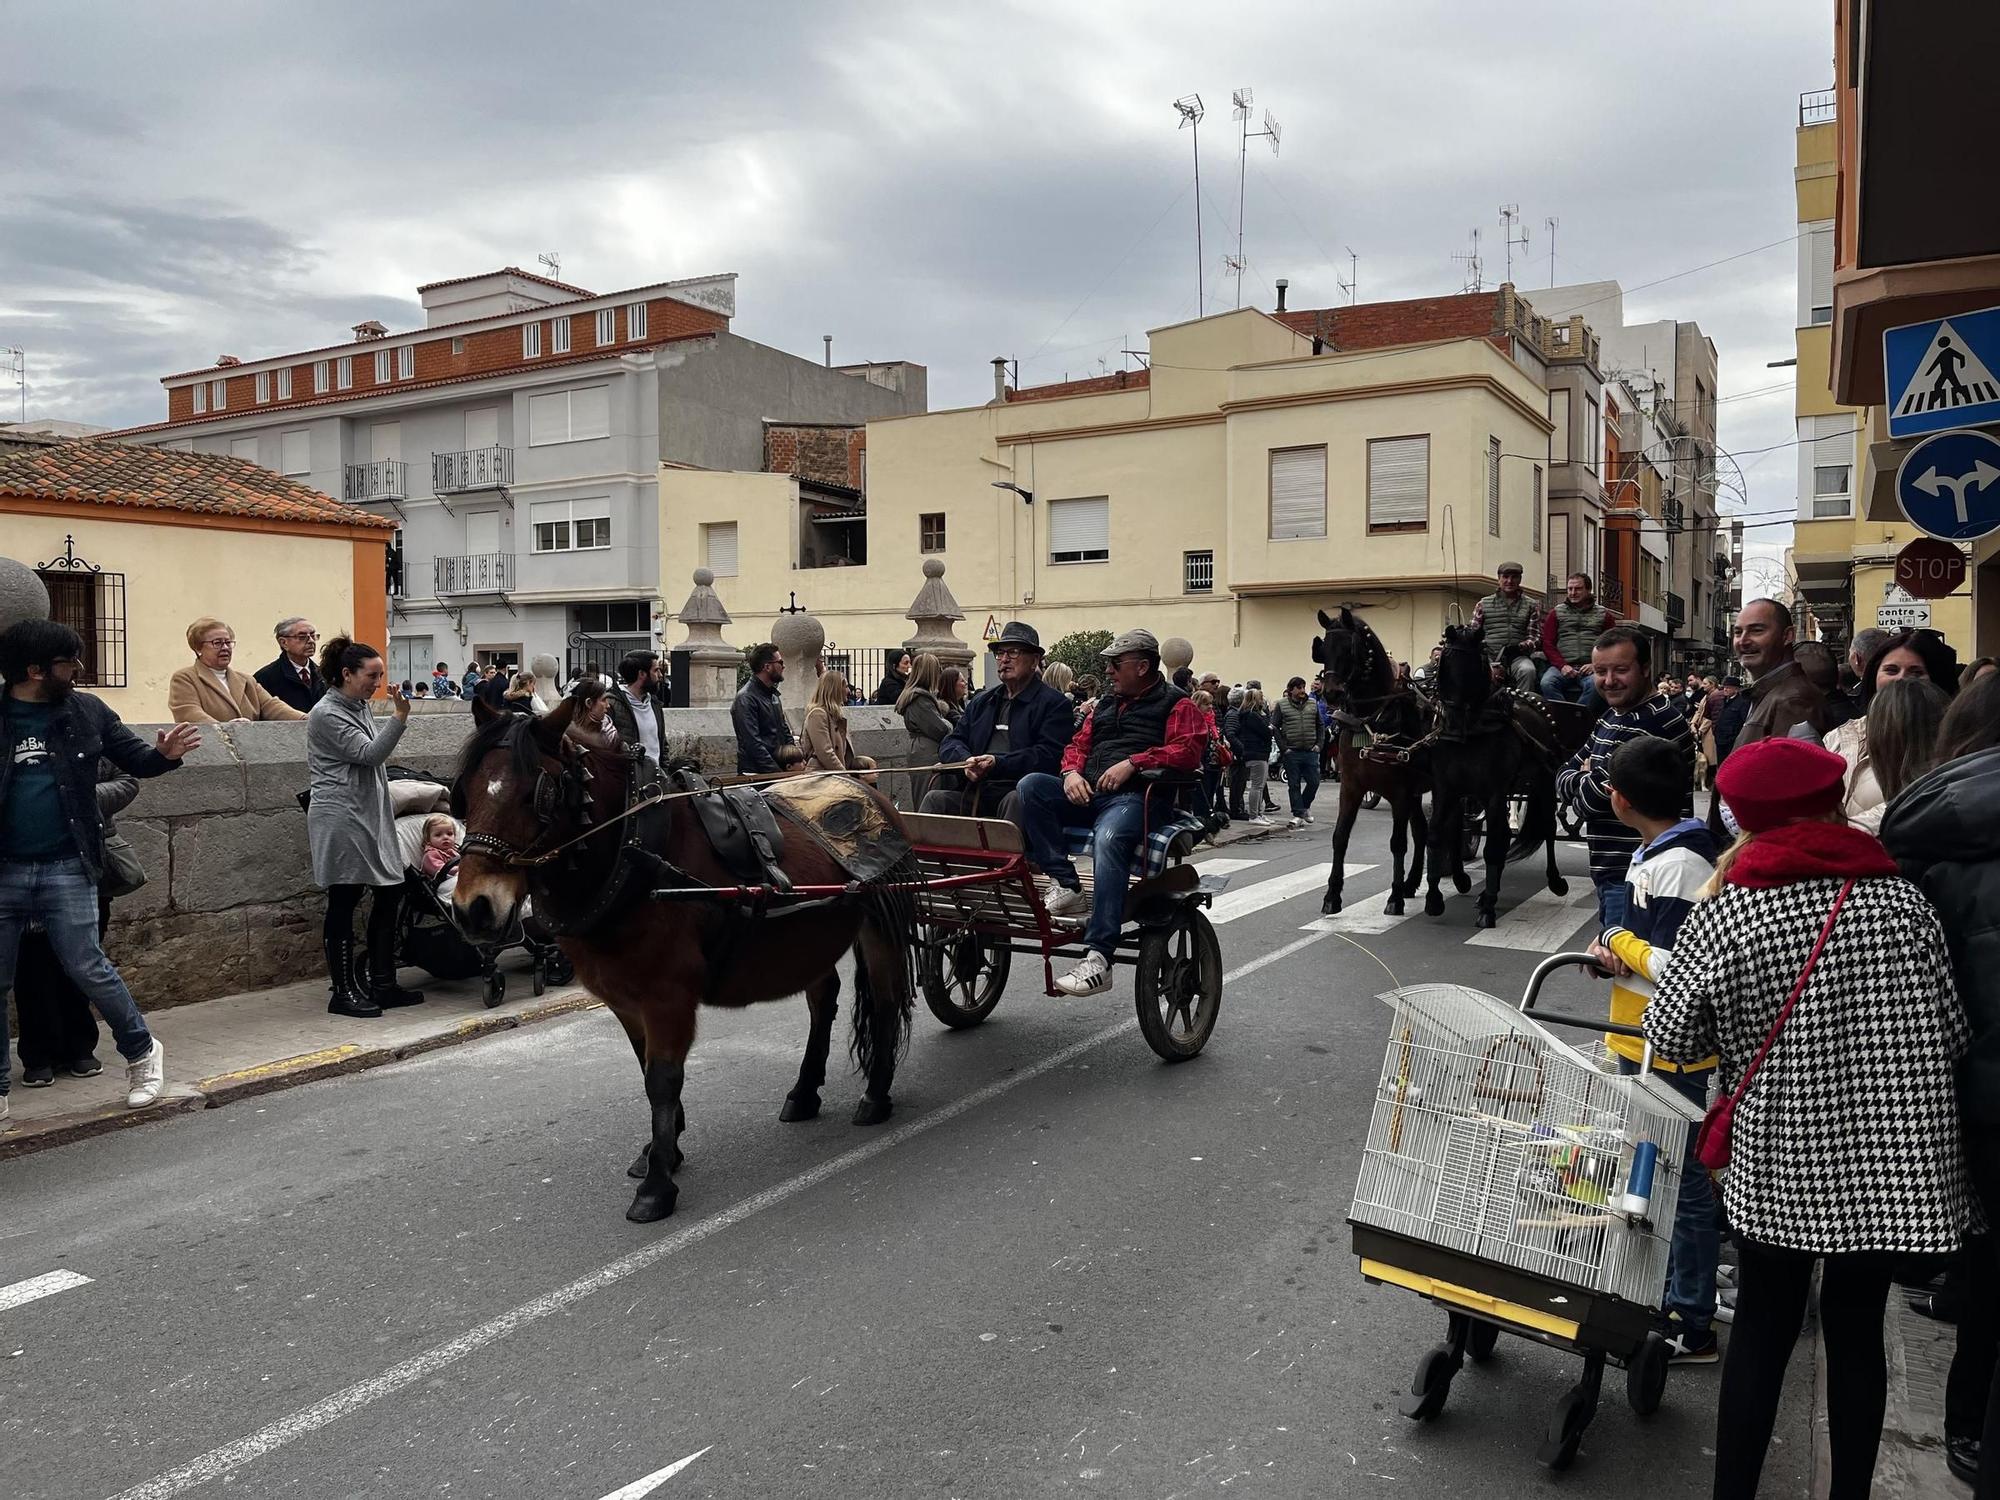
[391,801,572,1003]
[415,813,461,898]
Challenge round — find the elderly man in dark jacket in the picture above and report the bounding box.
[253,616,326,714]
[922,623,1071,818]
[0,619,199,1119]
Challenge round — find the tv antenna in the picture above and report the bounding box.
[1173,95,1206,315]
[536,251,562,281]
[1498,204,1530,286]
[1545,217,1560,286]
[1452,227,1484,293]
[1231,87,1281,308]
[1338,247,1358,305]
[0,346,22,423]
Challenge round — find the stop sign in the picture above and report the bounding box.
[1895,537,1967,600]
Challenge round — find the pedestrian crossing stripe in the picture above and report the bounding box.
[1893,320,2000,420]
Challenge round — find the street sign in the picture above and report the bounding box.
[982,614,1000,641]
[1894,536,1967,600]
[1894,427,2000,541]
[1885,304,2000,438]
[1878,582,1932,631]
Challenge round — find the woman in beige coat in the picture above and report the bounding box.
[169,616,306,723]
[801,671,877,777]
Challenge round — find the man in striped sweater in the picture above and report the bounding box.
[1553,625,1694,928]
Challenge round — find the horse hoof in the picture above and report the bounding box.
[1476,911,1498,930]
[626,1183,679,1223]
[1322,894,1342,916]
[852,1095,893,1127]
[1452,871,1472,894]
[779,1094,821,1123]
[1385,896,1404,916]
[626,1146,650,1179]
[1548,877,1569,897]
[1424,893,1445,917]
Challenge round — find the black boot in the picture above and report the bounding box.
[365,920,424,1009]
[326,935,382,1018]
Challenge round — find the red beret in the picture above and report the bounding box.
[1716,737,1848,834]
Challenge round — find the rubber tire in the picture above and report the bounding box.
[1403,1344,1456,1422]
[483,971,505,1009]
[1467,1320,1501,1365]
[1134,909,1223,1062]
[1539,1388,1592,1471]
[919,933,1012,1029]
[532,964,546,997]
[1626,1332,1669,1417]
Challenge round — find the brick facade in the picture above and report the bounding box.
[764,423,866,490]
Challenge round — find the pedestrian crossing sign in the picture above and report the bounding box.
[1885,305,2000,438]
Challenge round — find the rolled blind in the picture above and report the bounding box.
[571,384,610,440]
[705,522,739,577]
[1487,436,1502,536]
[1532,465,1544,552]
[1268,445,1327,539]
[280,430,310,476]
[1367,436,1429,528]
[527,392,567,447]
[1548,512,1570,592]
[1048,496,1109,559]
[1808,226,1834,316]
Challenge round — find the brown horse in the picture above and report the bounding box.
[450,692,920,1224]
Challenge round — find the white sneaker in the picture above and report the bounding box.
[0,1093,9,1126]
[1043,884,1092,922]
[1054,952,1112,997]
[1251,815,1273,826]
[125,1040,165,1108]
[1304,810,1315,824]
[1712,1288,1736,1326]
[1288,816,1304,829]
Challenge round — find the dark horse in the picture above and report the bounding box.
[450,691,920,1223]
[1311,607,1435,916]
[1424,625,1574,928]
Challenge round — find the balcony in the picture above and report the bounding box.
[343,459,409,503]
[433,445,514,495]
[1599,573,1625,612]
[434,552,516,596]
[1799,88,1836,127]
[1667,591,1686,628]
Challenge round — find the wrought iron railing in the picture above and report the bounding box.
[343,459,408,503]
[432,445,514,495]
[434,552,516,595]
[1667,591,1686,628]
[1599,573,1625,611]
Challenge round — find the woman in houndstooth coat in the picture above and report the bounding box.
[1646,737,1971,1500]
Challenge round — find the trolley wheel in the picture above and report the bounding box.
[1537,1386,1595,1471]
[531,962,546,998]
[1467,1320,1501,1365]
[483,971,506,1009]
[1626,1332,1669,1417]
[543,951,575,987]
[1134,908,1223,1062]
[919,932,1011,1029]
[1400,1343,1458,1422]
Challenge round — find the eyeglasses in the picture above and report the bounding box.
[201,637,236,649]
[283,629,318,641]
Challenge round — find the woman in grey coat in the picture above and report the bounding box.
[307,636,418,1018]
[895,652,958,806]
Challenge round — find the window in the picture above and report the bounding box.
[1048,496,1110,563]
[230,436,259,464]
[704,521,738,577]
[374,350,391,384]
[192,383,207,414]
[551,316,572,354]
[1584,395,1601,475]
[1366,435,1429,531]
[276,367,292,400]
[919,512,946,552]
[596,309,616,346]
[1805,224,1834,326]
[527,384,611,446]
[1184,549,1215,593]
[451,336,466,356]
[628,302,647,340]
[313,360,329,394]
[397,345,414,380]
[255,372,269,404]
[523,322,542,359]
[280,429,310,476]
[1532,465,1543,553]
[575,601,646,635]
[1807,413,1854,518]
[211,378,226,410]
[336,356,353,390]
[1268,445,1328,539]
[1487,435,1502,536]
[37,555,126,688]
[1548,388,1571,464]
[530,496,612,552]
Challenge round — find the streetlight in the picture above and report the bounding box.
[991,481,1035,504]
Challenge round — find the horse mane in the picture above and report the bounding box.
[451,710,544,813]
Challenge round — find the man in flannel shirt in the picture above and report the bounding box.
[1554,625,1695,928]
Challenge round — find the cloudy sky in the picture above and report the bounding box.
[7,0,1831,579]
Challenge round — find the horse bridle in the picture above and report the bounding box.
[458,745,599,868]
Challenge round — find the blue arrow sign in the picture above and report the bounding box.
[1885,305,2000,438]
[1895,428,2000,542]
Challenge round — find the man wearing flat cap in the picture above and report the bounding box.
[923,622,1073,818]
[1015,627,1209,996]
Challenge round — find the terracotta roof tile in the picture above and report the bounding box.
[414,265,597,298]
[0,440,395,530]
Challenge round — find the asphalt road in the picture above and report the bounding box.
[0,809,1814,1500]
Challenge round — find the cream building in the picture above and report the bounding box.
[664,307,1551,681]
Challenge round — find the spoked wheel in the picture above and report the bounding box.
[1400,1342,1459,1422]
[919,930,1012,1029]
[1134,908,1223,1062]
[1626,1332,1669,1416]
[1467,1320,1501,1365]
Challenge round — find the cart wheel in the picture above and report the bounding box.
[544,952,574,986]
[531,963,546,998]
[1626,1332,1669,1417]
[483,971,506,1009]
[1134,908,1223,1062]
[1399,1343,1458,1422]
[919,933,1011,1029]
[1467,1320,1501,1365]
[1537,1387,1594,1471]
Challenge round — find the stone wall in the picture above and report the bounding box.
[105,707,917,1012]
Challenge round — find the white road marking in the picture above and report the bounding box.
[1463,887,1597,952]
[105,938,1334,1500]
[1300,907,1412,936]
[1207,864,1373,926]
[0,1269,92,1313]
[1191,857,1267,877]
[597,1447,712,1498]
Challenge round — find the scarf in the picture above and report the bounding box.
[1723,818,1900,890]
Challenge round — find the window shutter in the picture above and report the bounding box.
[1487,436,1502,536]
[527,392,567,447]
[1532,465,1544,552]
[1048,496,1109,560]
[1549,388,1570,463]
[570,385,610,440]
[230,436,259,463]
[281,430,310,476]
[1809,227,1834,320]
[706,522,739,577]
[1548,512,1570,592]
[1367,436,1429,528]
[1268,446,1327,539]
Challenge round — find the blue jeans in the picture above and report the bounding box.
[1282,749,1321,818]
[1620,1058,1720,1336]
[0,857,153,1094]
[1593,869,1631,930]
[1540,664,1602,710]
[1014,773,1146,959]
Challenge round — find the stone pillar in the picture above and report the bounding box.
[0,556,51,631]
[673,568,743,708]
[901,558,975,672]
[768,606,825,721]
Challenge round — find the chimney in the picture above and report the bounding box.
[1275,278,1289,312]
[215,354,242,367]
[352,319,389,341]
[992,356,1010,403]
[823,334,832,367]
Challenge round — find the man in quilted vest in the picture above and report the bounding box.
[1540,572,1614,708]
[1469,563,1540,692]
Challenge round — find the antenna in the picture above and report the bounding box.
[1231,87,1281,309]
[535,251,562,280]
[1545,217,1559,287]
[1452,228,1484,293]
[1174,94,1206,315]
[1498,204,1529,286]
[1338,248,1357,305]
[0,346,21,423]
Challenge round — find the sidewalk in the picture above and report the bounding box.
[1815,1293,1965,1499]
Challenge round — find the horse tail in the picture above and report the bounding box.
[849,850,920,1075]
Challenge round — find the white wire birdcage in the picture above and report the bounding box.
[1350,982,1705,1307]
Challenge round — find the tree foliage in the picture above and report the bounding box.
[1046,629,1114,681]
